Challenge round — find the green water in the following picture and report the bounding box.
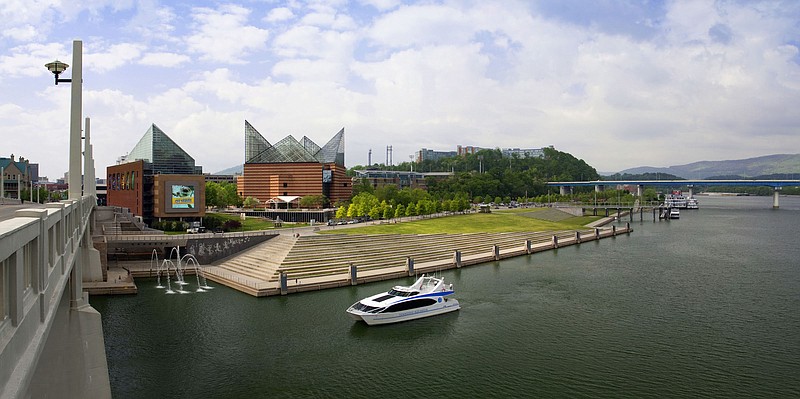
[91,196,800,398]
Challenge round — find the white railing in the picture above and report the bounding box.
[0,196,95,397]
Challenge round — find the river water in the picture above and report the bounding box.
[91,195,800,398]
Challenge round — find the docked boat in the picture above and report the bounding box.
[669,208,680,219]
[346,275,460,325]
[686,197,699,209]
[664,191,688,208]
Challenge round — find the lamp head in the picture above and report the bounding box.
[45,60,69,75]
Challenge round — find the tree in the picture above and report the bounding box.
[336,205,347,219]
[383,205,393,220]
[243,196,260,208]
[300,195,327,209]
[394,204,405,218]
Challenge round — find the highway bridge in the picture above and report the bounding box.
[546,179,800,208]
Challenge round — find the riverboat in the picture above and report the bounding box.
[346,275,460,325]
[669,208,680,219]
[686,197,699,209]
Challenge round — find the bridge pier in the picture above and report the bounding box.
[773,187,781,209]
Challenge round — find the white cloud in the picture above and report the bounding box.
[2,0,800,178]
[85,43,146,73]
[186,4,270,64]
[266,7,294,22]
[139,52,191,67]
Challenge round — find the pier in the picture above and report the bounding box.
[110,223,633,297]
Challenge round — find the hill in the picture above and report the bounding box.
[617,154,800,179]
[214,164,243,175]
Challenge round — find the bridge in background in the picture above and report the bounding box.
[546,180,800,208]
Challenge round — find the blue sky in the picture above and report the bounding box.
[2,0,799,180]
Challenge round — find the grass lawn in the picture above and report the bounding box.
[183,213,308,232]
[321,211,603,235]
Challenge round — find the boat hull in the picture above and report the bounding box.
[349,299,460,326]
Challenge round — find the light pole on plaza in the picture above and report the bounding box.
[45,40,83,200]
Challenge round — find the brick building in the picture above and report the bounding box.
[238,121,351,206]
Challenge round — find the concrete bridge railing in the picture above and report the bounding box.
[0,196,110,398]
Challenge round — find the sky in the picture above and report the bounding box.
[2,0,799,180]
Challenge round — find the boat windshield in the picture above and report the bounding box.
[388,289,419,297]
[351,302,383,313]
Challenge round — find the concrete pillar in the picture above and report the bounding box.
[525,240,532,254]
[688,185,694,198]
[406,256,415,275]
[559,186,569,196]
[492,244,500,260]
[605,208,609,217]
[453,251,462,268]
[595,228,600,239]
[637,184,643,198]
[552,235,559,248]
[612,225,616,235]
[773,187,780,209]
[626,222,631,233]
[575,231,581,243]
[594,184,603,192]
[69,40,83,200]
[280,272,287,295]
[349,263,357,285]
[84,117,96,199]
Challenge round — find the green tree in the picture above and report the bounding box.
[394,204,405,218]
[243,196,260,208]
[300,195,327,209]
[336,205,347,219]
[383,205,393,220]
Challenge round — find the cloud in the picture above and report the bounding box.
[139,52,190,67]
[265,7,294,22]
[185,4,270,64]
[0,42,69,79]
[85,43,146,73]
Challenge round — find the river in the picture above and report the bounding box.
[91,195,800,398]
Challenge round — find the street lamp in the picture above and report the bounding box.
[45,40,83,200]
[44,60,71,84]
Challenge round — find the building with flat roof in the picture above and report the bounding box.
[354,170,453,190]
[417,145,553,162]
[106,124,205,224]
[238,121,351,206]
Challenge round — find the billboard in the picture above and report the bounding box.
[171,184,195,209]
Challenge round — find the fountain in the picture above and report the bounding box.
[151,247,213,294]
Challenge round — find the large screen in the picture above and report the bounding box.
[171,184,195,209]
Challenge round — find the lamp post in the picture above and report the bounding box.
[45,40,83,200]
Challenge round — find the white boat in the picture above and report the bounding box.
[664,191,688,208]
[346,275,460,325]
[669,208,680,219]
[686,197,699,209]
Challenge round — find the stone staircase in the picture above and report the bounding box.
[207,234,297,282]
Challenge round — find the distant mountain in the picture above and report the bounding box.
[616,154,800,179]
[214,164,243,175]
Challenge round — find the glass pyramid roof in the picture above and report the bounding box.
[245,121,345,166]
[126,124,201,174]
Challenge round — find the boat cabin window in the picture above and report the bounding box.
[352,302,383,313]
[388,289,419,297]
[385,298,437,313]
